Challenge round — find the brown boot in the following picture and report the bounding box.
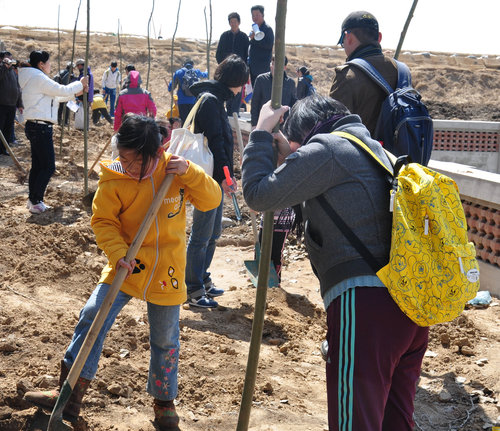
[24,360,91,422]
[153,399,180,430]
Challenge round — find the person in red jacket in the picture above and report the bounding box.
[114,70,156,131]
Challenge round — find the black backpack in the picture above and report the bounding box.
[53,69,69,84]
[181,68,199,97]
[348,58,433,166]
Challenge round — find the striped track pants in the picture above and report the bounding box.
[326,287,429,431]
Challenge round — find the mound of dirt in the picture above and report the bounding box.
[0,28,499,431]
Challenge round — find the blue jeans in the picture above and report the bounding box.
[25,121,55,204]
[185,188,224,298]
[64,283,180,401]
[103,87,117,117]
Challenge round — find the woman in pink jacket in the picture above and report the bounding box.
[113,70,156,131]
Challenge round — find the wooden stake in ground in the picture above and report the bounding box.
[394,0,419,60]
[236,1,287,429]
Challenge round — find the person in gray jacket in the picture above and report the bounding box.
[242,95,429,431]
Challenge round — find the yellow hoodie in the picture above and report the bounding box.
[91,152,221,305]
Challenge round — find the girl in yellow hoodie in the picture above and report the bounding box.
[24,114,221,430]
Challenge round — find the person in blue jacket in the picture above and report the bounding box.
[168,59,208,125]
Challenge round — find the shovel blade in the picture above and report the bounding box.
[244,243,280,288]
[47,380,73,431]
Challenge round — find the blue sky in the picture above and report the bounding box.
[1,0,499,56]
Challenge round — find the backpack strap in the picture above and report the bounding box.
[332,131,394,176]
[347,58,393,95]
[183,93,209,132]
[394,59,412,88]
[316,194,381,273]
[348,58,413,92]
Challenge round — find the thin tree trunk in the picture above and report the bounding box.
[118,19,122,73]
[146,0,155,90]
[394,0,419,60]
[170,0,182,113]
[83,0,90,196]
[236,1,288,429]
[203,1,212,77]
[60,0,82,155]
[57,5,61,75]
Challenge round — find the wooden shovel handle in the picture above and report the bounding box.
[66,173,175,388]
[0,129,27,176]
[88,138,112,177]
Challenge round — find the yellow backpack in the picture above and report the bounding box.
[324,131,480,326]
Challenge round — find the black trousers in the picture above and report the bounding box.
[25,121,55,204]
[0,104,16,154]
[92,108,113,125]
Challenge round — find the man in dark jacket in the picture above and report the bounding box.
[329,11,399,136]
[216,12,250,117]
[0,51,23,154]
[248,5,274,86]
[250,56,296,128]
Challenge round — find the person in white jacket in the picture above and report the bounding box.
[18,50,88,214]
[101,61,121,117]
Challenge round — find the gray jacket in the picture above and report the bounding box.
[242,115,393,301]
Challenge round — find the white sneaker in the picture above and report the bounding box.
[26,200,34,210]
[39,202,51,211]
[29,202,46,214]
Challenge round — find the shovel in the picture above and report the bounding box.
[0,129,28,184]
[231,114,279,287]
[244,211,280,288]
[48,172,176,431]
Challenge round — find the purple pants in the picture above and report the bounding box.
[326,287,429,431]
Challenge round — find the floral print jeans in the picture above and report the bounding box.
[64,283,180,401]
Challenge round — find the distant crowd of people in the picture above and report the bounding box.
[1,7,431,431]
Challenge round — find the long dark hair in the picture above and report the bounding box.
[116,114,161,181]
[29,50,50,70]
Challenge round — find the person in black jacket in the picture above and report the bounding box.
[185,54,249,308]
[215,12,250,117]
[296,66,315,100]
[250,55,296,128]
[0,51,23,154]
[53,61,77,126]
[248,5,274,86]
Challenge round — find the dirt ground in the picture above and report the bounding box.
[0,27,500,431]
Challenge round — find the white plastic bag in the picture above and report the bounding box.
[167,94,213,176]
[168,128,213,176]
[74,102,85,130]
